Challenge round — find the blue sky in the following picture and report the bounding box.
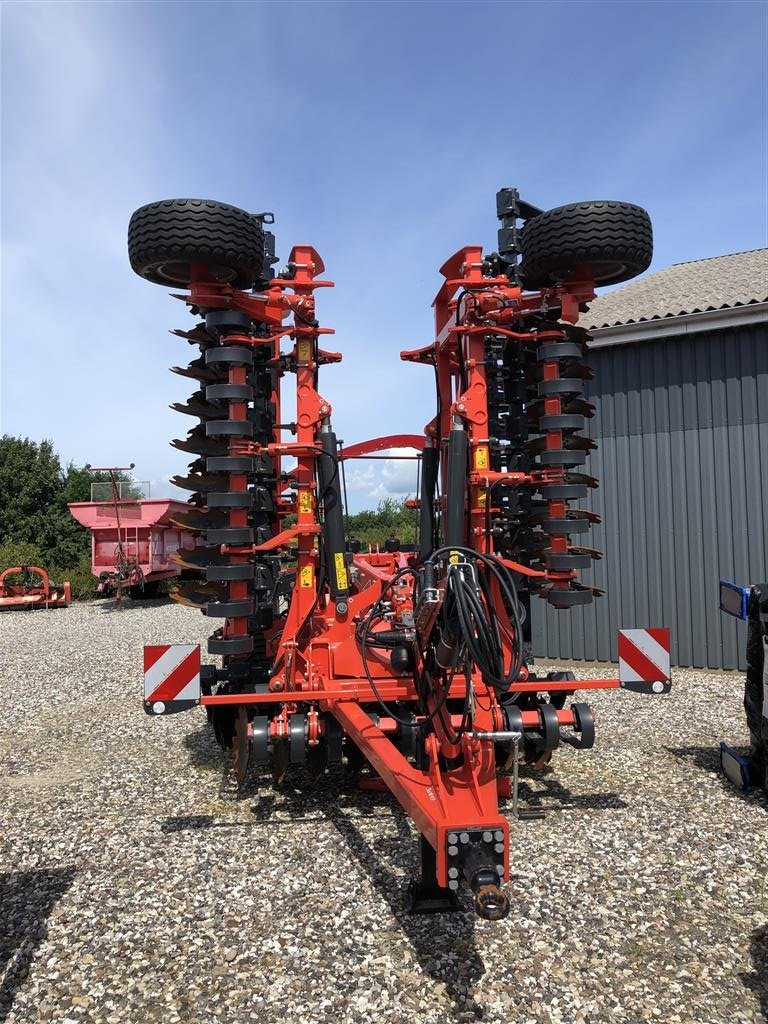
[2,0,766,511]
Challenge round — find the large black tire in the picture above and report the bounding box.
[128,199,265,288]
[520,200,652,289]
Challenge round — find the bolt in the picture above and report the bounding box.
[482,831,493,844]
[459,832,470,844]
[496,865,504,876]
[448,845,458,857]
[448,867,459,879]
[448,880,459,891]
[447,832,458,845]
[495,843,504,854]
[494,830,504,842]
[271,680,284,692]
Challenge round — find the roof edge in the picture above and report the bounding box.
[587,302,768,349]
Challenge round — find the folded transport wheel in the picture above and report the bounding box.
[520,200,652,288]
[128,198,265,288]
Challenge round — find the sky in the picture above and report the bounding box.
[1,0,766,512]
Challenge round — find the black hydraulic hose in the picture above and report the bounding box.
[427,546,525,692]
[317,423,349,613]
[445,423,468,548]
[419,444,439,561]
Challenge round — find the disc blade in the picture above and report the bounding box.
[307,741,328,781]
[171,432,227,456]
[169,508,229,532]
[564,472,599,488]
[171,359,223,384]
[170,547,234,570]
[170,472,230,492]
[570,545,603,560]
[526,435,597,455]
[170,395,226,419]
[169,581,227,609]
[271,739,289,785]
[171,324,216,346]
[232,707,251,785]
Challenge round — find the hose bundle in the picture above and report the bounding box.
[428,546,524,695]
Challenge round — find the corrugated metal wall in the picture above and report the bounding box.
[532,322,768,670]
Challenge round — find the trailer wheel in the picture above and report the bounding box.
[520,200,652,289]
[128,198,265,288]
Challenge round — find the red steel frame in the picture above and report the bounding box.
[177,244,626,892]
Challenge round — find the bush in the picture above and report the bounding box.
[53,558,96,601]
[0,539,44,572]
[345,498,418,547]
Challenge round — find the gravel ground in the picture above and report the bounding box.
[1,599,767,1024]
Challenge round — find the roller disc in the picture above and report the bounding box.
[252,716,270,763]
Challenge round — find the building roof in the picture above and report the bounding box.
[584,248,768,329]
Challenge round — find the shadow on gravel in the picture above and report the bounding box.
[256,776,486,1019]
[182,724,226,772]
[161,772,487,1018]
[327,801,486,1020]
[96,597,172,614]
[0,866,76,1022]
[743,923,768,1021]
[517,773,628,811]
[667,745,767,806]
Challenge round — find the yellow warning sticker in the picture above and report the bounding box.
[449,550,460,564]
[299,491,312,514]
[474,446,489,470]
[300,565,314,588]
[477,491,487,506]
[298,339,311,362]
[334,552,348,590]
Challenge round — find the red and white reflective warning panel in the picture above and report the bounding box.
[143,644,201,715]
[618,628,672,694]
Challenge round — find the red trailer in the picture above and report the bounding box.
[69,485,195,598]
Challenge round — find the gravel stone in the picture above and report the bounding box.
[1,599,766,1023]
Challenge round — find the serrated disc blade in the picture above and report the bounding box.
[169,581,227,609]
[571,545,603,560]
[170,394,226,419]
[171,427,227,456]
[564,472,599,488]
[169,508,228,532]
[171,359,223,384]
[171,324,215,346]
[170,547,234,570]
[171,472,230,493]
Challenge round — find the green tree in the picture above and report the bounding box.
[0,435,130,570]
[345,498,418,546]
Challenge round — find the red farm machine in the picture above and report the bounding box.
[132,191,669,920]
[68,467,196,599]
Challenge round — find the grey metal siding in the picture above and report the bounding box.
[532,322,768,671]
